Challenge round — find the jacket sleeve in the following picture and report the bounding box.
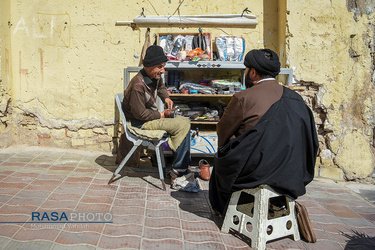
[217,95,243,147]
[129,87,161,121]
[156,79,170,102]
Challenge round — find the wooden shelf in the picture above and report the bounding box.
[170,94,233,98]
[190,120,218,125]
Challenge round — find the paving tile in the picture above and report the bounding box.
[5,239,54,250]
[73,167,100,173]
[327,231,352,245]
[317,222,352,234]
[13,227,60,241]
[91,176,115,184]
[47,170,73,176]
[31,179,64,187]
[113,214,144,225]
[348,227,375,237]
[143,226,182,240]
[116,191,146,200]
[310,214,345,224]
[15,190,51,199]
[184,241,226,250]
[48,193,83,202]
[80,195,114,205]
[146,200,178,210]
[0,224,22,237]
[0,170,15,176]
[2,175,38,183]
[7,196,46,207]
[141,238,183,249]
[220,232,251,248]
[1,160,30,167]
[1,162,26,167]
[360,213,375,222]
[0,182,28,189]
[179,211,213,221]
[34,208,74,214]
[303,239,343,250]
[64,176,93,183]
[112,205,145,216]
[183,230,222,243]
[145,208,179,218]
[312,228,334,241]
[26,163,51,169]
[340,217,375,228]
[68,172,97,178]
[0,236,11,247]
[85,189,117,197]
[0,214,30,223]
[2,147,375,250]
[118,185,147,193]
[0,188,21,196]
[23,184,57,192]
[62,222,105,233]
[53,186,87,195]
[51,243,97,250]
[0,153,15,160]
[88,183,118,191]
[102,223,143,236]
[144,217,180,228]
[0,204,39,215]
[75,203,111,212]
[40,199,78,210]
[330,209,362,218]
[0,194,13,204]
[181,220,220,232]
[113,198,145,207]
[146,193,176,202]
[266,237,306,249]
[36,174,67,181]
[98,235,141,249]
[55,231,100,246]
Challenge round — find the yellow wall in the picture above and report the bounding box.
[0,0,269,151]
[0,0,374,180]
[286,0,375,179]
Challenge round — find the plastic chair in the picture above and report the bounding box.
[108,93,169,190]
[221,185,300,250]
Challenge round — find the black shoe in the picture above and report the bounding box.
[169,169,190,178]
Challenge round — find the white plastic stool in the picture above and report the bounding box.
[221,185,300,250]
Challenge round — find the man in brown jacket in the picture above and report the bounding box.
[209,49,318,215]
[116,45,191,177]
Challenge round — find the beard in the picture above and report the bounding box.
[245,74,254,88]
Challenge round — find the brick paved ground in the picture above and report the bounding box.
[0,146,374,249]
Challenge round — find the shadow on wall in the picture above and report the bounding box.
[342,230,375,250]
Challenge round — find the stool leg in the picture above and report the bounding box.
[252,188,268,250]
[289,199,300,241]
[221,191,242,233]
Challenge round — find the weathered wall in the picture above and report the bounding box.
[0,1,268,152]
[1,0,374,181]
[287,0,375,181]
[0,0,12,141]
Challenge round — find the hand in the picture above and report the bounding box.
[160,110,166,118]
[164,98,174,109]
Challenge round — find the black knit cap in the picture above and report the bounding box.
[143,45,168,67]
[244,49,281,77]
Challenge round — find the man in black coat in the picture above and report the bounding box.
[209,49,319,215]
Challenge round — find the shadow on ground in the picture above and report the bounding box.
[342,230,375,250]
[94,154,171,190]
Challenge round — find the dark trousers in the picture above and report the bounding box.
[172,133,191,171]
